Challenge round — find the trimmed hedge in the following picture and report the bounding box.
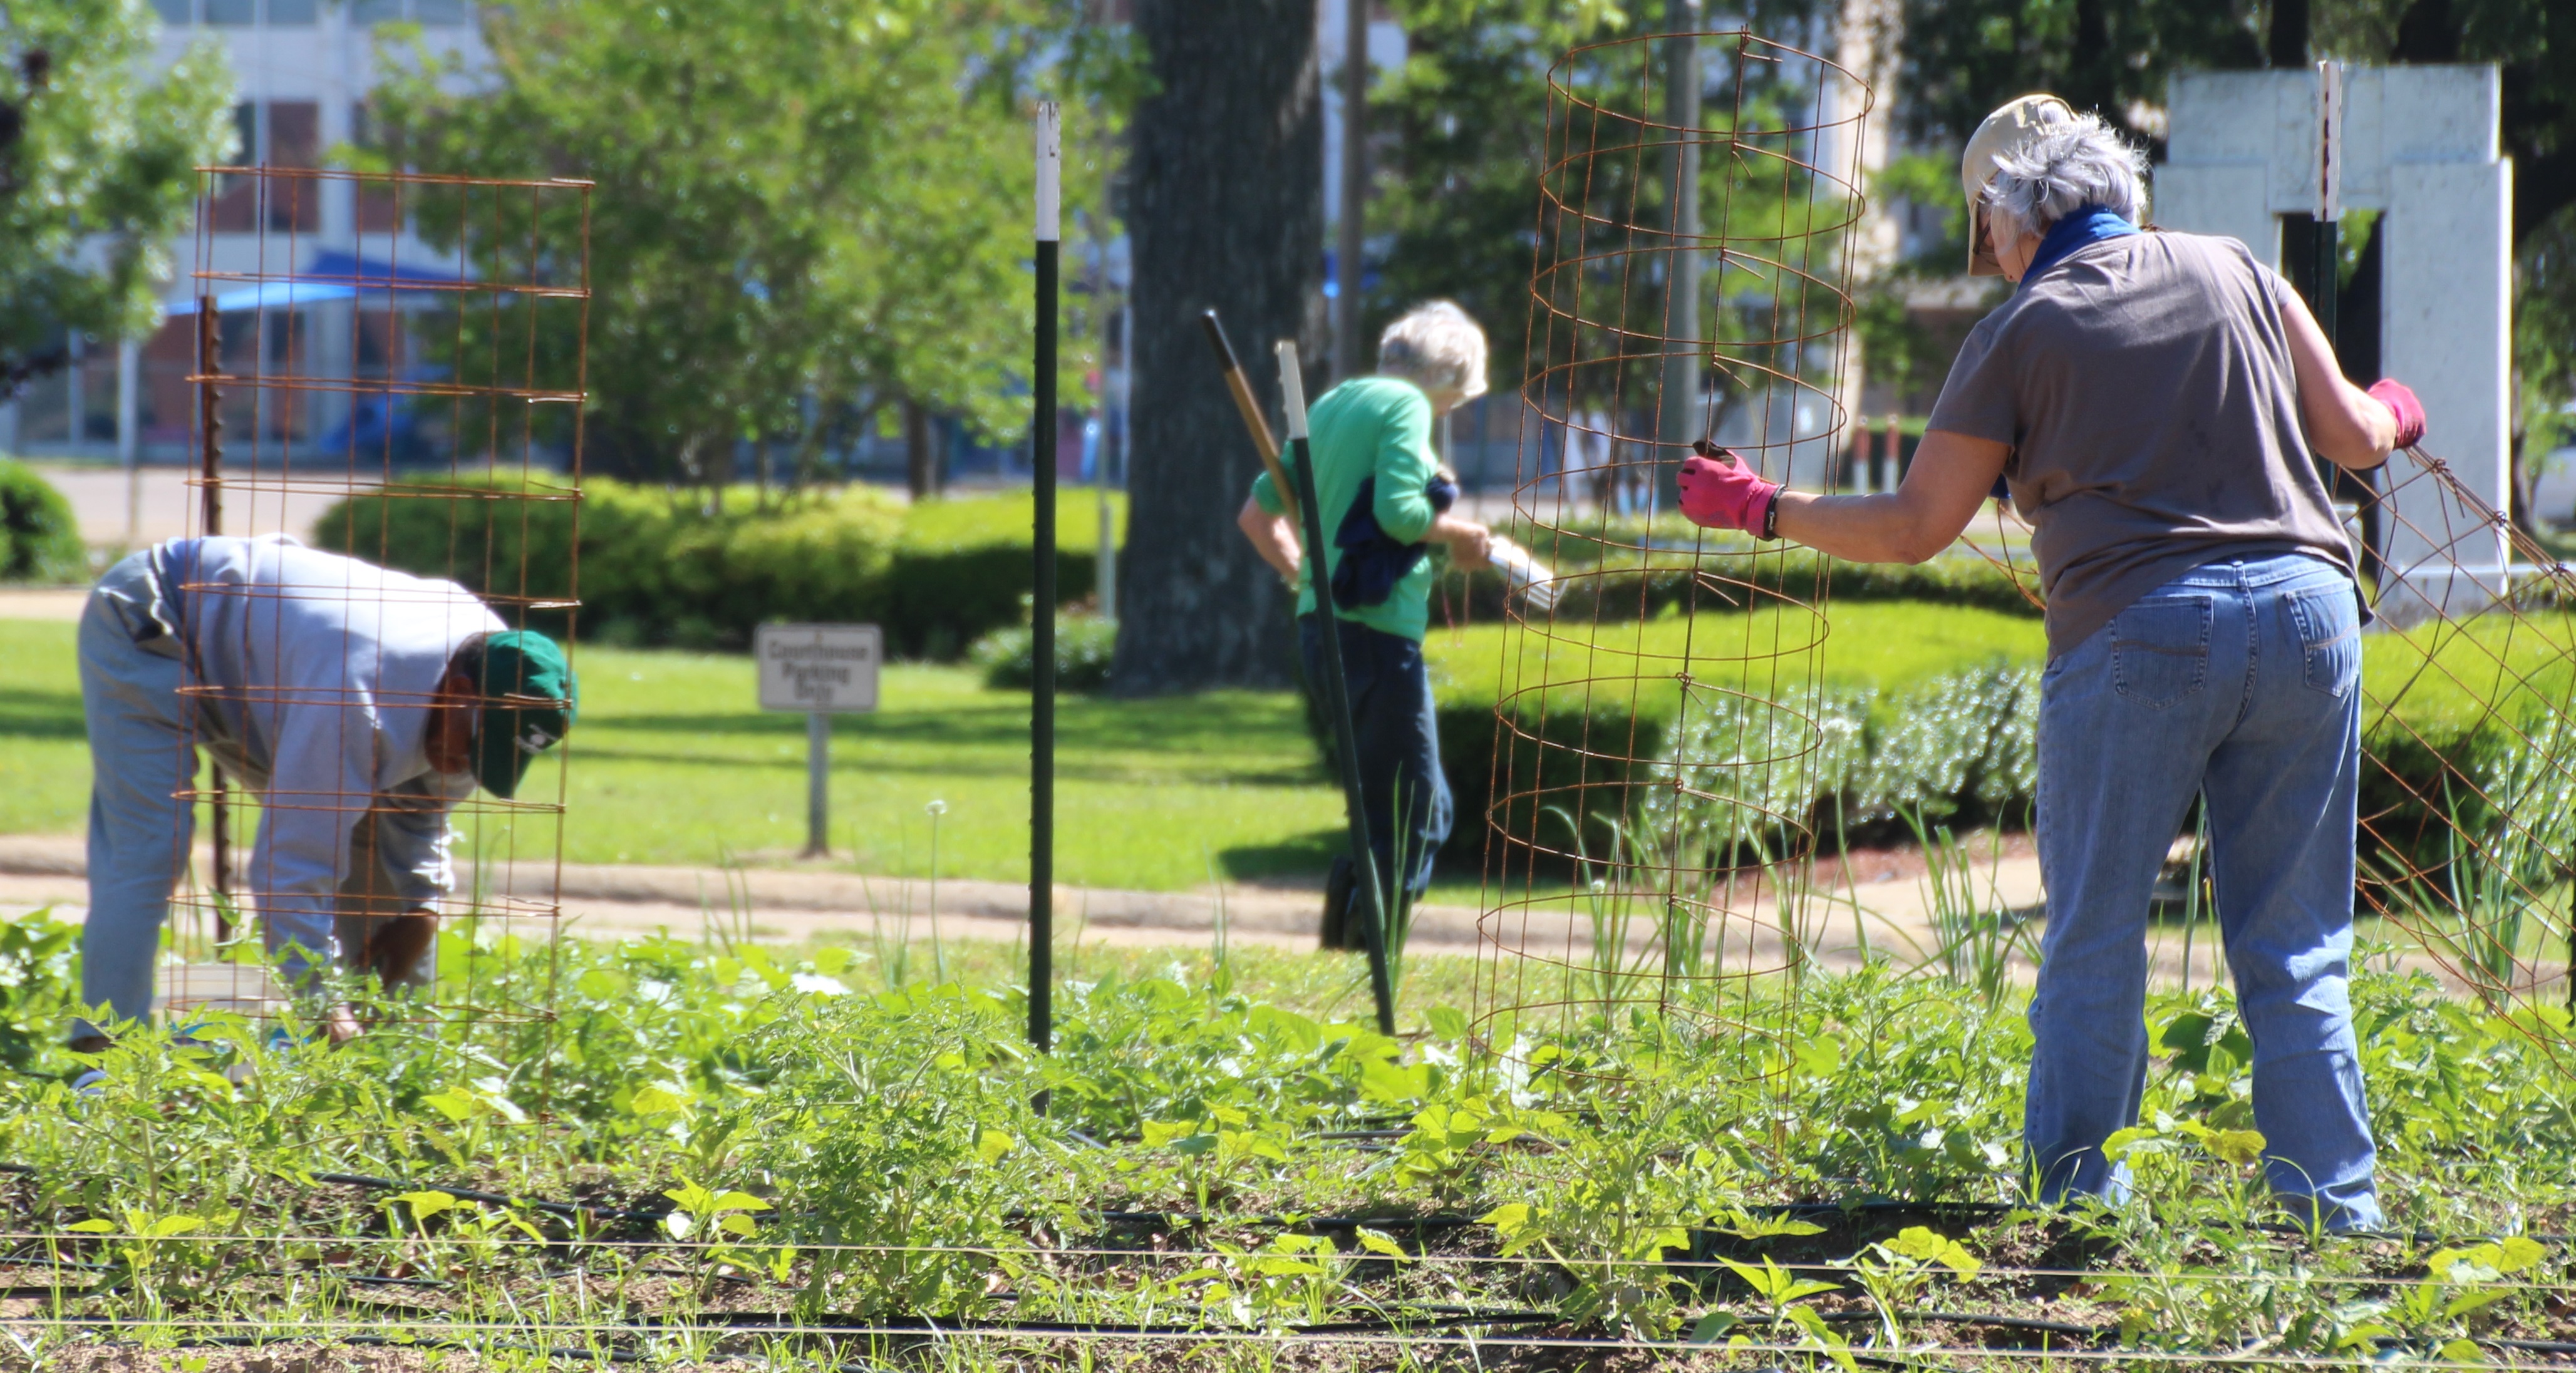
[0,459,83,582]
[971,615,1119,693]
[1451,541,2044,624]
[311,477,1120,656]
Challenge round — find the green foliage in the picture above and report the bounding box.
[0,0,234,395]
[0,458,83,581]
[1895,0,2263,150]
[2517,204,2576,465]
[363,0,1132,483]
[0,907,76,1069]
[1370,1,1631,378]
[312,478,1112,656]
[1375,0,1844,398]
[970,614,1119,692]
[0,907,2567,1350]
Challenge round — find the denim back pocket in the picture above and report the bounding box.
[2111,597,2212,709]
[2284,585,2360,697]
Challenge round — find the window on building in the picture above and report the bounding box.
[356,0,465,24]
[152,0,194,23]
[353,101,405,233]
[266,101,320,232]
[209,103,260,230]
[269,0,318,23]
[80,341,119,443]
[15,333,73,446]
[207,101,324,234]
[269,101,319,167]
[202,0,254,23]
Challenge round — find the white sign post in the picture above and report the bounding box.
[755,624,882,858]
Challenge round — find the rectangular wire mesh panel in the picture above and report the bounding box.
[158,165,592,1034]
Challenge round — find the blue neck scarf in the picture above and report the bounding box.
[2020,204,2139,286]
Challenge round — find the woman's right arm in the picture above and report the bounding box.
[1237,496,1303,580]
[2276,281,2399,470]
[1771,429,2012,564]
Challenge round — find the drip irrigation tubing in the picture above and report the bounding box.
[23,1163,2576,1253]
[46,1317,2576,1363]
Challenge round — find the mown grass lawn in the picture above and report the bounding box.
[0,618,1347,891]
[0,605,2048,893]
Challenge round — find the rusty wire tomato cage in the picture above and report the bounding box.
[157,164,592,1042]
[2339,445,2576,1060]
[1471,30,1872,1095]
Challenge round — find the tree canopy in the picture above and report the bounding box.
[368,0,1128,486]
[0,0,233,395]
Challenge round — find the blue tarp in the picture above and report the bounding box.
[162,252,467,316]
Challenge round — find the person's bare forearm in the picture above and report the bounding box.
[1772,491,1962,565]
[1237,496,1303,580]
[1427,513,1492,570]
[2277,281,2397,468]
[1769,429,2012,564]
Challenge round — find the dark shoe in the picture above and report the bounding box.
[1320,858,1356,950]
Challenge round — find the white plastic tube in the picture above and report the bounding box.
[1035,101,1061,243]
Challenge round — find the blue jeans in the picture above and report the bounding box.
[2029,553,2381,1230]
[1298,616,1452,942]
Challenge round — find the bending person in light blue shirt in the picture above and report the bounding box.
[73,534,577,1049]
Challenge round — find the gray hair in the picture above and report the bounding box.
[1377,300,1489,402]
[1981,112,2150,244]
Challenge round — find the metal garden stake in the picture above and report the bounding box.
[1275,340,1398,1036]
[1030,102,1060,1059]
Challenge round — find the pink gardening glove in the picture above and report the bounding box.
[2368,378,2424,450]
[1676,444,1781,535]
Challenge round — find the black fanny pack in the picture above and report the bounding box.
[1330,473,1460,609]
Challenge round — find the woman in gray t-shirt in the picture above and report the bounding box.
[1675,99,2423,1233]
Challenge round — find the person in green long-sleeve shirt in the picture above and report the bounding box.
[1236,301,1494,949]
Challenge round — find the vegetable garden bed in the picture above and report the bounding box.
[4,912,2570,1370]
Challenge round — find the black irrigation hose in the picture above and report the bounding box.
[103,1319,2576,1363]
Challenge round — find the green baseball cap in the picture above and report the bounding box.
[467,630,578,800]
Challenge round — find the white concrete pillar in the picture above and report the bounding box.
[2378,156,2513,620]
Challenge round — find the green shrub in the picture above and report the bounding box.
[0,458,84,582]
[970,614,1118,692]
[313,478,1117,656]
[1451,542,2042,623]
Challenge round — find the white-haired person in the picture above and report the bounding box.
[1237,301,1495,949]
[1673,97,2425,1232]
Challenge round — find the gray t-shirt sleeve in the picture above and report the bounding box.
[1925,317,2018,446]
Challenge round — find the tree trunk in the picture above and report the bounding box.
[903,397,938,500]
[1113,0,1323,694]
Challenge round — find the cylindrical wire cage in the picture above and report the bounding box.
[2345,447,2576,1061]
[1474,32,1871,1056]
[156,165,592,1034]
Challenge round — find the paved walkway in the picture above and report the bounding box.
[4,833,2540,998]
[0,830,2025,970]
